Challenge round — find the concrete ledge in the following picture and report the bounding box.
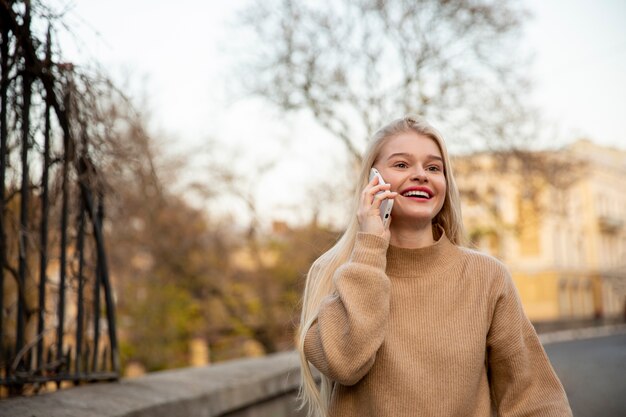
[0,351,303,417]
[539,323,626,345]
[4,323,625,417]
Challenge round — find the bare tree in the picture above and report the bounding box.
[236,0,535,163]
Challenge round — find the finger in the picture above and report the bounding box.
[361,182,390,205]
[371,191,398,210]
[365,183,392,199]
[363,187,392,208]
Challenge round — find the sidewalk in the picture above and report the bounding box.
[533,317,626,345]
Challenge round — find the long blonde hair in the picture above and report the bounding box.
[297,116,466,417]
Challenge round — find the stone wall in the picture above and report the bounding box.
[0,351,307,417]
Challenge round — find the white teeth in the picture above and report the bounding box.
[404,190,430,198]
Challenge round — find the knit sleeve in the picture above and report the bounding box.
[303,232,390,386]
[486,268,573,416]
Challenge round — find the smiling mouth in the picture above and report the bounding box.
[402,190,431,199]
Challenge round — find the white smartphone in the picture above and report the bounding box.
[369,168,394,228]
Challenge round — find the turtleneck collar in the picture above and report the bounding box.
[386,231,461,278]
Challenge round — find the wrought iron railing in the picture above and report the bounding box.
[1,0,119,396]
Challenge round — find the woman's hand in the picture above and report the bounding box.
[357,175,398,240]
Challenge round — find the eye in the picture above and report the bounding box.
[394,162,408,168]
[427,165,442,172]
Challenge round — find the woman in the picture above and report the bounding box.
[297,116,572,417]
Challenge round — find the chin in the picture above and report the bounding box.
[393,212,435,225]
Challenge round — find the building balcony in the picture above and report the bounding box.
[598,215,623,234]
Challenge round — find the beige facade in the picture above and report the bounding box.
[455,140,626,321]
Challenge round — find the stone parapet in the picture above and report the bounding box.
[0,351,305,417]
[7,322,624,417]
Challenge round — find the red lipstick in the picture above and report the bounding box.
[400,186,433,198]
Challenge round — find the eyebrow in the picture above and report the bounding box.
[387,152,443,162]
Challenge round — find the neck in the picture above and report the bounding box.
[389,221,434,249]
[386,230,459,278]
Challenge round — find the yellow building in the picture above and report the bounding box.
[454,140,626,321]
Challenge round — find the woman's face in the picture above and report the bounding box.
[374,131,446,225]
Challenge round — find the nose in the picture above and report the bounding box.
[411,166,428,182]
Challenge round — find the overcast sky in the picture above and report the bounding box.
[56,0,626,146]
[52,0,626,225]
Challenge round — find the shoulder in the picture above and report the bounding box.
[456,246,512,290]
[457,246,509,273]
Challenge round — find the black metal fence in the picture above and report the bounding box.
[1,0,119,396]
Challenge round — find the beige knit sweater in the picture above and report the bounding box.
[304,232,572,417]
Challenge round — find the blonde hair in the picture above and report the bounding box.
[296,116,466,417]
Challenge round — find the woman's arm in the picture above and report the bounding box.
[303,232,390,386]
[487,271,573,417]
